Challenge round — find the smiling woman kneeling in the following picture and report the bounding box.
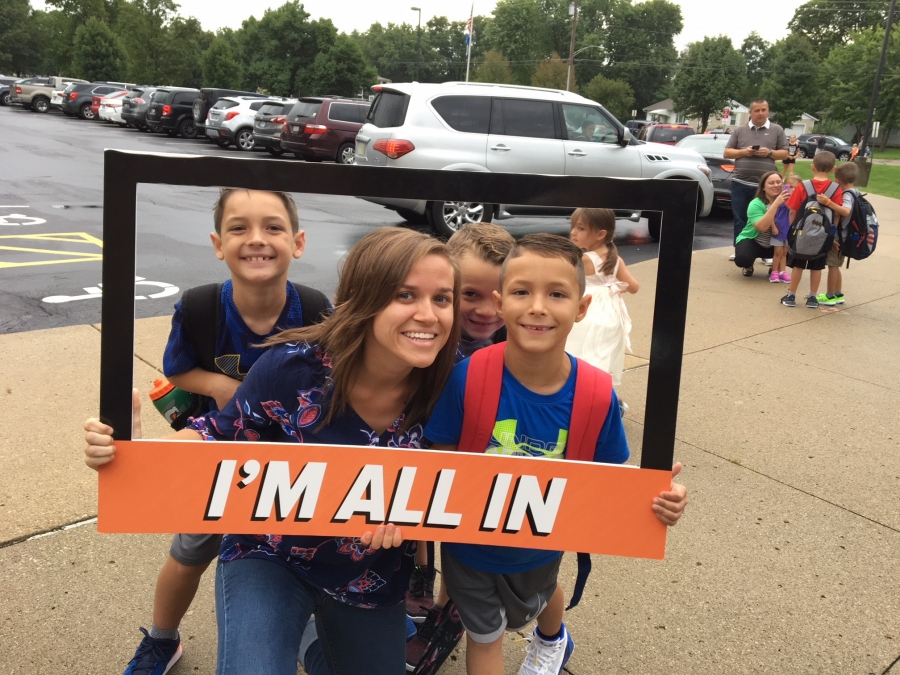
[734,171,786,277]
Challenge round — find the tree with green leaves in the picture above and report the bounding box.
[305,33,377,97]
[202,31,241,89]
[473,49,515,83]
[351,22,420,84]
[0,0,45,74]
[673,36,746,132]
[759,34,819,129]
[582,73,634,120]
[740,31,770,103]
[71,15,126,81]
[789,0,891,58]
[531,51,570,89]
[485,0,545,84]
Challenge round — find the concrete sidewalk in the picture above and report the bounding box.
[1,196,898,674]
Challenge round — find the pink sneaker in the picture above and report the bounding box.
[779,271,792,283]
[769,271,780,283]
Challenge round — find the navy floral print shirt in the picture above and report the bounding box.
[189,341,423,609]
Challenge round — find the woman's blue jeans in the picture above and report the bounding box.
[215,557,407,675]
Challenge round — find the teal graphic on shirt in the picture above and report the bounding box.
[486,419,567,458]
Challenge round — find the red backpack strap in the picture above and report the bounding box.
[458,342,507,453]
[566,358,613,462]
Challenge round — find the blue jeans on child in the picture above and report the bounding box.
[215,557,407,675]
[731,181,759,245]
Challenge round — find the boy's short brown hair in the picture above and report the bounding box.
[446,223,515,266]
[212,189,300,234]
[834,161,858,184]
[812,151,837,173]
[500,233,586,295]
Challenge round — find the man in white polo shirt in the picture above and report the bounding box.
[724,99,788,261]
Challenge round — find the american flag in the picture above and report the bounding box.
[465,4,474,46]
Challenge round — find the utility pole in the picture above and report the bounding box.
[411,7,422,81]
[566,0,578,91]
[857,0,896,185]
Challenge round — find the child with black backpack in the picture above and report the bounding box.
[781,152,844,308]
[120,189,330,675]
[817,162,857,306]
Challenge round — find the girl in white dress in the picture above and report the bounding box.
[565,208,640,386]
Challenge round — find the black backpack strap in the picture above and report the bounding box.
[293,283,332,326]
[180,283,223,374]
[567,553,593,610]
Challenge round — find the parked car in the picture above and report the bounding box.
[675,134,734,212]
[146,87,201,138]
[280,96,371,164]
[120,87,157,130]
[192,87,268,136]
[354,82,713,239]
[1,76,23,106]
[252,100,297,156]
[61,83,127,119]
[796,134,853,161]
[637,123,696,145]
[624,119,651,132]
[205,96,288,150]
[10,76,88,112]
[98,90,130,125]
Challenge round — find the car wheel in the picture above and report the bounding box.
[838,152,850,161]
[427,201,494,238]
[267,147,285,156]
[798,148,808,159]
[645,212,662,241]
[32,96,50,113]
[179,118,197,139]
[0,92,9,106]
[337,142,355,165]
[396,208,429,225]
[79,104,94,120]
[235,128,255,151]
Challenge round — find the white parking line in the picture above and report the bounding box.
[0,205,29,208]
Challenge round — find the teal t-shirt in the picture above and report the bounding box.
[737,197,772,246]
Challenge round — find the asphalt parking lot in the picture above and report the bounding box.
[0,105,733,334]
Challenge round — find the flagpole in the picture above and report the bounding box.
[465,3,474,82]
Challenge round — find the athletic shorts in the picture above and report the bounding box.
[826,249,845,267]
[782,158,796,165]
[787,254,826,271]
[441,550,561,644]
[169,533,223,566]
[770,238,786,248]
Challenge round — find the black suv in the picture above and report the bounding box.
[146,87,201,138]
[193,88,267,129]
[61,83,127,119]
[796,134,853,161]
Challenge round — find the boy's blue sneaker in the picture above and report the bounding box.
[124,628,182,675]
[518,623,574,675]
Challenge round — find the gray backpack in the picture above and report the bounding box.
[787,180,839,261]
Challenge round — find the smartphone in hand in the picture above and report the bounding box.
[751,145,760,150]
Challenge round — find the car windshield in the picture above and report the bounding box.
[259,102,288,115]
[212,99,239,110]
[651,127,694,143]
[829,137,850,146]
[675,136,726,158]
[290,101,322,118]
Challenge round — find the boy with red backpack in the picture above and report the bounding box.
[423,234,688,675]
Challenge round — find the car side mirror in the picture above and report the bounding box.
[620,127,632,146]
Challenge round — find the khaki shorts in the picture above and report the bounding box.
[826,249,845,267]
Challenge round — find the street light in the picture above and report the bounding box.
[566,0,578,91]
[567,45,603,92]
[411,6,422,81]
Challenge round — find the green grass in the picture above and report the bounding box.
[871,148,900,161]
[782,160,900,200]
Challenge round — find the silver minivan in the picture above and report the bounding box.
[354,82,713,239]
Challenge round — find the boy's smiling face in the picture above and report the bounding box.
[458,253,504,340]
[211,191,305,286]
[494,251,590,355]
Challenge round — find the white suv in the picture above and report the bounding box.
[205,96,290,151]
[354,82,713,239]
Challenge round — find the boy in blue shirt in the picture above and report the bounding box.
[126,189,328,675]
[424,234,688,675]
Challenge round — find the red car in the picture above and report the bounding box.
[637,123,696,145]
[280,96,371,164]
[91,90,127,119]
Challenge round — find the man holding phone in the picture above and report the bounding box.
[724,99,788,263]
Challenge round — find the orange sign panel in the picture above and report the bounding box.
[99,440,670,559]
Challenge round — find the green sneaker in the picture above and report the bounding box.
[834,292,845,305]
[816,293,837,306]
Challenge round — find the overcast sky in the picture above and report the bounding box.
[34,0,808,50]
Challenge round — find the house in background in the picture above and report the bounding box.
[642,99,684,124]
[783,112,818,137]
[643,98,820,137]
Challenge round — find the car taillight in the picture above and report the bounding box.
[373,139,415,159]
[271,116,285,124]
[132,97,144,104]
[303,124,328,134]
[162,104,172,116]
[69,92,78,99]
[224,111,239,121]
[15,86,22,94]
[721,164,735,172]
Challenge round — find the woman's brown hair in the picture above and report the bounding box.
[571,207,618,276]
[755,171,782,204]
[267,228,460,431]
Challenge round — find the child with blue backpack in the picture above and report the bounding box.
[423,233,688,675]
[817,162,857,306]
